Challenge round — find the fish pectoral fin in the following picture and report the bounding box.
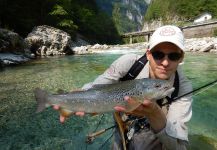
[131,96,144,103]
[125,101,142,112]
[59,108,74,118]
[124,96,143,112]
[125,102,141,112]
[90,112,99,116]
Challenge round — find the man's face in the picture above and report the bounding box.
[147,42,184,80]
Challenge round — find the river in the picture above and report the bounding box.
[0,50,217,149]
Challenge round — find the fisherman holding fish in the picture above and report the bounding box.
[39,25,192,150]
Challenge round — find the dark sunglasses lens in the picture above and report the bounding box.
[168,53,182,61]
[152,51,165,60]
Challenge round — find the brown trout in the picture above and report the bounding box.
[34,78,174,116]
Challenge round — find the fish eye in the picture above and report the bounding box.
[154,83,161,88]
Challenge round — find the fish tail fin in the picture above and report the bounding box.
[34,88,49,113]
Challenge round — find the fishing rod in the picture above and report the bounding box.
[162,79,217,106]
[86,125,116,144]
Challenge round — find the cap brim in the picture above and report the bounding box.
[149,38,184,51]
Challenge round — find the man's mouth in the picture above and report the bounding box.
[158,68,168,73]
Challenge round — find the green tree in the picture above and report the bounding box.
[49,2,78,35]
[0,0,56,36]
[144,0,217,22]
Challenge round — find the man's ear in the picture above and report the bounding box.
[179,52,185,63]
[146,50,151,61]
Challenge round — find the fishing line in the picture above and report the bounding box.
[193,81,217,96]
[175,79,217,100]
[94,114,105,132]
[162,79,217,106]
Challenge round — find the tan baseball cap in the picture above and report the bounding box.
[149,25,184,51]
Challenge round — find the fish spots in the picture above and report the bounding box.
[113,97,123,102]
[122,90,134,96]
[135,91,143,95]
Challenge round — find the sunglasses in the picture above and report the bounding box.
[151,51,183,61]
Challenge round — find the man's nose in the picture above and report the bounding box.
[161,56,169,66]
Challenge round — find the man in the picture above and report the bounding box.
[54,25,192,150]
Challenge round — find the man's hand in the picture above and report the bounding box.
[114,96,166,132]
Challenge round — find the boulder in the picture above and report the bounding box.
[91,44,110,49]
[0,28,26,53]
[72,46,89,54]
[200,43,214,52]
[25,25,72,56]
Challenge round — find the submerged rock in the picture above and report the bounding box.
[0,53,30,66]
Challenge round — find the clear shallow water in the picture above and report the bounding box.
[0,52,217,149]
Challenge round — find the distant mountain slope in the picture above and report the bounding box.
[96,0,150,33]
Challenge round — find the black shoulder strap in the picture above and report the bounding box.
[171,71,179,99]
[157,71,179,106]
[167,71,179,104]
[120,54,148,81]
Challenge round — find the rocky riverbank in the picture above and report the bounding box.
[0,25,89,67]
[1,25,217,67]
[185,37,217,52]
[72,37,217,54]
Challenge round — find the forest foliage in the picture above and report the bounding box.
[0,0,121,44]
[2,0,217,44]
[145,0,217,22]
